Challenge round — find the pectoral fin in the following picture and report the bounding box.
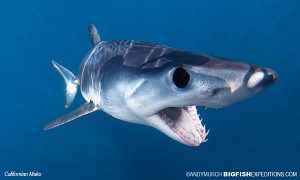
[43,102,98,130]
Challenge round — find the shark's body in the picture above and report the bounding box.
[44,25,277,146]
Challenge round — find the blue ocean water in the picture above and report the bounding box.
[0,0,299,179]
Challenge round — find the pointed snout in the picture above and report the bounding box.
[247,67,277,89]
[266,68,278,83]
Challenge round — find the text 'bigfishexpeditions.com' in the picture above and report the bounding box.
[185,171,298,178]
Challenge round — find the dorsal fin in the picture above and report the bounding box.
[88,24,101,46]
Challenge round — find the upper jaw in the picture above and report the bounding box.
[154,105,208,146]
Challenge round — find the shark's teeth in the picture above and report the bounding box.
[206,129,210,135]
[159,106,209,146]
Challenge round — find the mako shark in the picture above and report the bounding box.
[44,24,277,146]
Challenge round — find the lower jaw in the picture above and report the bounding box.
[158,106,207,146]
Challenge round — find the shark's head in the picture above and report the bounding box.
[122,49,277,146]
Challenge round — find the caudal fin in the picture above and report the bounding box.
[52,60,79,108]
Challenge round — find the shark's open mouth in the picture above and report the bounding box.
[159,106,208,146]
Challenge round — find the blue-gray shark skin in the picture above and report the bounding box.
[44,24,277,146]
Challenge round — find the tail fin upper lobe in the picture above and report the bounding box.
[51,61,79,108]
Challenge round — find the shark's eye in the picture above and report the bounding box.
[173,67,190,88]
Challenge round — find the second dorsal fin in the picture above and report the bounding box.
[88,24,101,46]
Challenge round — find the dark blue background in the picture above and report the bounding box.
[0,0,299,179]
